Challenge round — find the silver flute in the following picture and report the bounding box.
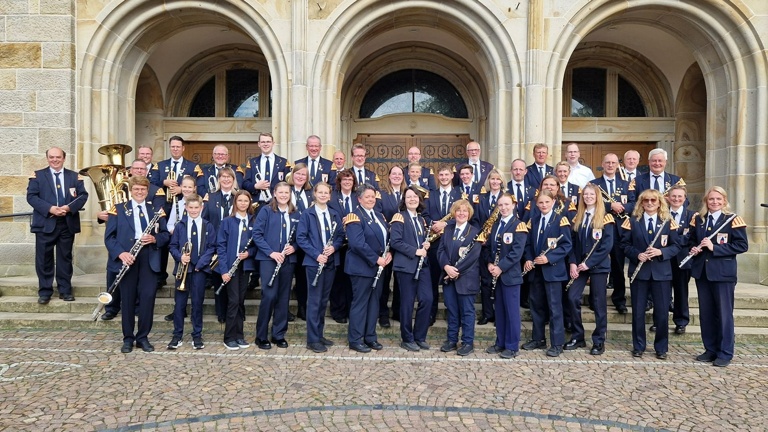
[311,221,337,287]
[268,224,297,287]
[678,213,737,268]
[414,218,429,280]
[521,234,564,277]
[215,238,253,295]
[565,236,602,290]
[372,242,390,288]
[629,219,668,283]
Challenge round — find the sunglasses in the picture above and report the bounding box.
[642,198,658,203]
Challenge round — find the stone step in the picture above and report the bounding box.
[0,311,766,344]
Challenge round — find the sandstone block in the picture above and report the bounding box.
[0,176,31,195]
[38,128,74,153]
[24,113,73,128]
[17,69,73,91]
[6,16,72,42]
[0,70,16,90]
[0,155,22,175]
[40,0,72,14]
[36,90,73,112]
[0,0,27,14]
[0,90,36,112]
[0,43,42,68]
[0,128,37,154]
[0,113,24,127]
[42,42,74,69]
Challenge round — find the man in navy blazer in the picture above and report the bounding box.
[554,161,581,205]
[524,143,554,187]
[507,159,536,222]
[26,147,89,304]
[405,147,437,190]
[243,132,292,203]
[632,148,683,197]
[295,135,333,187]
[152,136,202,213]
[349,143,380,191]
[454,141,494,187]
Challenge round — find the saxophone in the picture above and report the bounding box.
[427,212,454,242]
[476,205,501,244]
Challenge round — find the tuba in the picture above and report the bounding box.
[79,144,133,212]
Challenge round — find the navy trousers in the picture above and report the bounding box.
[348,275,382,345]
[395,271,433,343]
[442,282,476,346]
[529,269,565,347]
[223,266,248,343]
[35,218,75,298]
[494,282,521,351]
[696,278,735,361]
[120,248,157,344]
[305,264,335,344]
[172,270,207,339]
[567,272,608,345]
[256,260,294,341]
[671,262,691,327]
[630,279,671,353]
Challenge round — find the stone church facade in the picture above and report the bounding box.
[0,0,765,283]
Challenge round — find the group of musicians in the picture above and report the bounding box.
[27,138,748,366]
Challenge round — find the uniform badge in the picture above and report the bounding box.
[472,195,480,204]
[592,229,602,240]
[717,233,728,244]
[164,166,169,172]
[683,228,689,236]
[459,246,468,256]
[69,187,76,197]
[278,172,284,181]
[621,195,627,204]
[570,196,577,204]
[660,235,668,247]
[503,233,513,244]
[547,238,558,248]
[322,174,328,183]
[422,177,429,184]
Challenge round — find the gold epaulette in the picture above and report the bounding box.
[194,165,203,176]
[77,174,85,181]
[29,171,37,179]
[621,218,632,230]
[423,191,430,199]
[236,166,245,174]
[525,202,531,211]
[285,161,292,168]
[203,193,210,202]
[568,202,577,212]
[534,189,540,197]
[603,214,615,224]
[344,213,360,226]
[669,219,679,230]
[155,188,166,196]
[526,220,532,229]
[515,221,529,233]
[108,208,118,216]
[390,213,404,224]
[628,179,635,191]
[577,187,582,195]
[452,165,457,172]
[245,160,252,169]
[374,174,380,182]
[480,186,487,194]
[731,215,747,228]
[151,165,159,171]
[375,191,382,200]
[429,168,434,174]
[559,216,570,227]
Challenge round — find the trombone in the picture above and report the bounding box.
[176,242,192,291]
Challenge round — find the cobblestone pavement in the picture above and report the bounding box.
[0,329,766,431]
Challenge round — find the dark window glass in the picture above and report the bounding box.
[189,77,215,117]
[618,75,646,117]
[571,68,606,117]
[227,69,259,117]
[360,69,468,119]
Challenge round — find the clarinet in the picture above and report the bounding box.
[678,213,737,268]
[414,218,429,280]
[443,236,478,282]
[311,221,338,287]
[268,224,297,287]
[215,238,253,295]
[521,234,564,276]
[372,241,390,288]
[489,241,502,300]
[629,219,669,283]
[565,236,602,290]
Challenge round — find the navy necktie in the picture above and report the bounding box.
[357,169,364,185]
[138,205,148,232]
[413,216,422,243]
[190,220,199,264]
[608,179,614,196]
[465,186,471,195]
[538,216,547,251]
[172,161,179,177]
[441,191,448,216]
[54,172,66,206]
[473,163,480,183]
[395,191,400,204]
[322,212,331,245]
[671,211,678,224]
[582,212,591,245]
[490,194,496,209]
[647,218,655,243]
[539,166,544,179]
[653,175,661,192]
[494,219,506,251]
[707,215,715,232]
[344,196,351,214]
[280,211,288,249]
[516,183,523,203]
[238,218,248,252]
[223,194,231,217]
[311,159,317,183]
[295,190,305,211]
[264,156,271,182]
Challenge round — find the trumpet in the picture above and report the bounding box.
[629,219,668,283]
[168,170,180,223]
[311,221,338,287]
[175,242,192,291]
[268,224,297,287]
[92,209,165,320]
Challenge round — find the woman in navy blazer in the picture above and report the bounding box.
[620,189,680,359]
[216,189,257,350]
[522,189,573,357]
[472,168,506,325]
[327,169,358,323]
[378,165,407,327]
[566,184,614,356]
[296,181,344,353]
[288,163,314,321]
[253,182,299,350]
[438,199,481,356]
[482,194,527,359]
[390,186,432,351]
[688,186,748,367]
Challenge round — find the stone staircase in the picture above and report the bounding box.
[0,273,766,344]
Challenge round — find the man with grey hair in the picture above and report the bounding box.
[196,144,244,197]
[564,143,595,188]
[619,149,640,183]
[295,135,333,187]
[632,148,683,196]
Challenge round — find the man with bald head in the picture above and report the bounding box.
[26,147,89,304]
[564,143,595,188]
[619,149,640,183]
[405,146,436,190]
[295,135,333,187]
[327,150,347,185]
[454,141,494,187]
[196,144,244,197]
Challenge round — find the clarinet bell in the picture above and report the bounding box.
[97,291,113,305]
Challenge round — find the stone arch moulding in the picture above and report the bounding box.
[78,0,288,169]
[308,0,522,164]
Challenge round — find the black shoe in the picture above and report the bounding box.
[485,345,503,354]
[696,352,717,362]
[415,341,430,350]
[193,337,205,350]
[349,343,371,353]
[675,325,686,335]
[307,342,327,353]
[520,300,530,309]
[164,313,173,322]
[616,305,628,314]
[334,317,348,324]
[365,341,383,351]
[256,339,272,350]
[429,317,436,326]
[499,349,517,359]
[37,297,50,305]
[564,339,586,350]
[120,342,133,353]
[590,344,605,355]
[477,317,490,325]
[320,337,334,346]
[521,339,546,350]
[287,313,296,322]
[236,339,250,349]
[297,308,307,321]
[457,344,474,356]
[546,346,563,357]
[440,341,457,352]
[713,358,731,367]
[217,317,226,324]
[59,294,75,301]
[167,337,182,350]
[271,338,288,349]
[656,352,667,360]
[649,324,657,332]
[645,302,653,312]
[136,340,154,352]
[223,341,239,350]
[632,349,643,358]
[378,317,391,328]
[101,311,117,321]
[400,341,420,352]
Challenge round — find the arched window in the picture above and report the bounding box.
[569,67,647,117]
[360,69,468,119]
[188,68,271,118]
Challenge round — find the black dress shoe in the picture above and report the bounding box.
[217,317,226,324]
[656,352,667,360]
[287,313,296,322]
[257,339,272,350]
[590,344,605,355]
[521,340,546,350]
[58,294,75,301]
[320,337,334,346]
[649,324,657,332]
[564,339,586,350]
[366,341,383,351]
[499,349,517,359]
[136,340,154,352]
[616,305,628,314]
[674,325,686,335]
[485,345,503,354]
[378,317,391,328]
[334,317,348,324]
[457,344,474,356]
[120,342,133,353]
[713,358,731,367]
[632,349,643,358]
[37,297,50,305]
[695,352,717,362]
[415,341,430,350]
[101,311,117,321]
[164,313,173,322]
[271,338,289,348]
[307,342,327,353]
[546,346,563,357]
[440,341,457,352]
[349,343,371,353]
[477,317,490,325]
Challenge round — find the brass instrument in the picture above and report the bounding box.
[92,209,165,320]
[411,184,430,199]
[98,144,132,166]
[168,170,180,224]
[662,178,686,196]
[598,186,628,220]
[176,242,192,291]
[476,205,501,244]
[207,174,219,194]
[521,234,564,276]
[427,212,454,242]
[79,144,132,212]
[629,219,669,283]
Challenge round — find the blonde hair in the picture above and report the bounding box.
[483,168,506,192]
[572,184,606,230]
[699,186,732,216]
[449,199,474,220]
[633,189,670,220]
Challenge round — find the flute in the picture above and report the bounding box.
[629,219,668,283]
[311,221,337,287]
[372,241,390,288]
[268,224,297,287]
[414,218,429,280]
[678,213,737,268]
[521,234,564,277]
[489,241,502,300]
[565,236,602,290]
[215,238,253,296]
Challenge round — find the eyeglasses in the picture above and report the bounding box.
[642,198,658,203]
[212,153,228,156]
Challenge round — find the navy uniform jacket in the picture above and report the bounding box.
[405,166,437,191]
[689,213,748,281]
[104,200,170,273]
[201,190,235,232]
[145,162,160,185]
[590,176,636,218]
[672,208,697,269]
[27,167,88,234]
[632,171,681,195]
[195,163,245,197]
[506,180,537,221]
[437,221,481,294]
[326,166,343,186]
[425,187,463,224]
[349,167,380,191]
[559,182,581,206]
[291,187,314,214]
[568,214,615,274]
[97,184,165,226]
[379,190,405,222]
[620,216,680,281]
[295,156,333,187]
[169,216,216,274]
[252,206,299,263]
[457,182,485,207]
[482,216,528,286]
[524,213,573,282]
[152,158,201,189]
[242,154,291,199]
[344,207,389,277]
[526,198,577,225]
[329,191,360,219]
[296,206,345,267]
[390,211,429,273]
[215,215,257,273]
[525,163,554,187]
[453,160,494,187]
[471,191,505,230]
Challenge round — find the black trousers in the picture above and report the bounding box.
[120,248,158,344]
[329,246,352,320]
[35,218,75,298]
[223,267,249,343]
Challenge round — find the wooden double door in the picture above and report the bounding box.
[183,142,259,168]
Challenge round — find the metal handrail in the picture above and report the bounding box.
[0,212,33,219]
